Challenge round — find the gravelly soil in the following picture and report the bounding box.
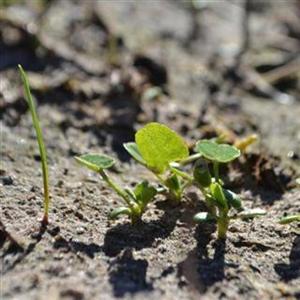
[1,1,300,300]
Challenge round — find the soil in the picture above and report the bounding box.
[1,1,300,300]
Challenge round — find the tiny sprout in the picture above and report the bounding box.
[279,214,300,225]
[75,154,157,223]
[234,134,258,152]
[124,122,198,203]
[18,65,50,226]
[193,140,265,239]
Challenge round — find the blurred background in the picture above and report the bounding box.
[1,0,299,164]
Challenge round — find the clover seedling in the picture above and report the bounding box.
[18,65,50,225]
[124,123,199,203]
[75,154,157,223]
[193,140,266,239]
[279,214,300,225]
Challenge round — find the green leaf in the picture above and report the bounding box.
[223,189,242,210]
[195,140,240,163]
[193,212,215,223]
[279,214,300,224]
[193,158,211,187]
[135,122,189,174]
[123,142,146,165]
[109,207,132,219]
[124,188,137,201]
[237,208,266,219]
[165,174,181,192]
[18,65,50,222]
[165,174,182,200]
[210,182,228,210]
[134,181,157,206]
[75,154,115,172]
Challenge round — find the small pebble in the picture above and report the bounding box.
[76,227,85,234]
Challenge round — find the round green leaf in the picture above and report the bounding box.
[135,123,189,174]
[195,140,240,163]
[75,154,115,172]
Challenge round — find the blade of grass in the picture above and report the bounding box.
[18,64,50,225]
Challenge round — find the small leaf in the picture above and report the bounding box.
[193,212,215,223]
[210,182,228,210]
[123,142,146,165]
[234,134,258,152]
[237,208,266,219]
[75,154,115,172]
[223,189,242,210]
[165,174,181,192]
[134,181,157,206]
[109,207,132,219]
[165,174,182,200]
[193,158,211,187]
[135,123,189,174]
[124,188,137,201]
[279,214,300,224]
[195,140,240,163]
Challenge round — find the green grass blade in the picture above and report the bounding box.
[18,65,50,224]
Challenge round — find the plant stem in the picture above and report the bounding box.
[18,65,50,225]
[217,212,229,239]
[213,161,219,183]
[205,196,217,216]
[99,169,133,208]
[154,173,166,186]
[178,153,202,166]
[170,166,193,182]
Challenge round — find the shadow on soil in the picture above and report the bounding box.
[53,235,102,259]
[108,249,153,297]
[274,235,300,281]
[2,221,47,273]
[103,200,192,297]
[103,204,181,257]
[103,208,178,297]
[177,222,225,293]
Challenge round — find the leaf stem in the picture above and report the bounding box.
[217,213,229,239]
[18,65,50,225]
[178,153,202,166]
[99,169,133,208]
[170,166,193,181]
[213,161,219,183]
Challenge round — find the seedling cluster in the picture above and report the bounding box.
[19,65,297,240]
[76,122,266,239]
